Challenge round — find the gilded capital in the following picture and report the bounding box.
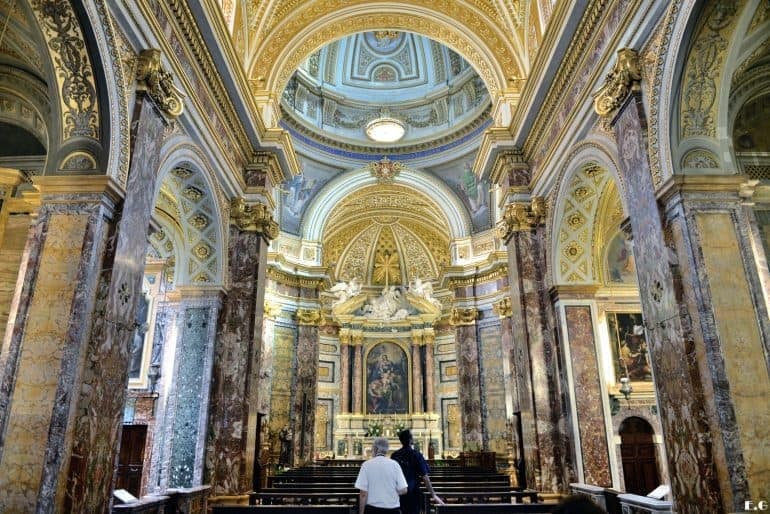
[136,49,184,118]
[296,309,322,326]
[496,197,545,241]
[593,48,641,118]
[339,329,352,346]
[492,297,512,318]
[230,198,279,239]
[263,301,281,319]
[450,308,478,326]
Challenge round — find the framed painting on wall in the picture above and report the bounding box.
[366,342,408,414]
[607,312,652,382]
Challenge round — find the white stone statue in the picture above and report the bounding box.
[363,285,408,320]
[409,277,442,308]
[329,277,362,307]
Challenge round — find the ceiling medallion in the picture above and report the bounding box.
[367,157,404,184]
[365,108,406,143]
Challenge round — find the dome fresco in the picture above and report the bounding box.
[281,31,491,151]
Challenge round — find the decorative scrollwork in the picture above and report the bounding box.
[230,198,279,240]
[136,49,185,118]
[496,197,545,241]
[449,307,478,326]
[593,48,642,118]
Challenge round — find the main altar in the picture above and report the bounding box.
[328,279,444,458]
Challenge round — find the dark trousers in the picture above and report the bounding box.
[365,506,401,513]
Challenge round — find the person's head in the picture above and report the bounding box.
[372,437,389,456]
[551,494,607,514]
[398,429,413,447]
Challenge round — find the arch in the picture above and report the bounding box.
[247,2,523,109]
[153,142,227,286]
[654,0,765,179]
[302,166,472,241]
[548,140,625,285]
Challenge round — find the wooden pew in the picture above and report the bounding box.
[253,491,359,506]
[435,504,553,514]
[213,506,354,514]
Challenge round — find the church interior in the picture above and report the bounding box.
[0,0,768,513]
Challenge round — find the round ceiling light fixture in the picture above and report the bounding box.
[365,110,405,143]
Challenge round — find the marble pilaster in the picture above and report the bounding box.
[0,181,122,514]
[205,199,272,495]
[167,293,220,489]
[293,309,321,465]
[424,336,435,412]
[505,226,571,492]
[412,341,423,413]
[562,304,611,487]
[598,51,758,508]
[340,339,350,413]
[352,338,364,414]
[451,309,483,448]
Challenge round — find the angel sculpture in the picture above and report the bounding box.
[329,277,362,307]
[410,277,442,308]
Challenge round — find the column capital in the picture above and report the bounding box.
[295,309,322,326]
[136,49,184,118]
[230,198,279,239]
[423,329,435,345]
[339,328,352,345]
[492,297,512,319]
[450,307,478,326]
[411,330,424,346]
[263,301,281,320]
[32,175,124,206]
[351,331,364,346]
[593,48,641,118]
[496,197,545,241]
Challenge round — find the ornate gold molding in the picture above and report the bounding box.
[450,308,478,326]
[296,309,322,326]
[230,198,279,239]
[266,267,326,289]
[496,197,545,240]
[593,48,641,118]
[136,49,185,118]
[492,297,512,318]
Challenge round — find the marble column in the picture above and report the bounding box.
[293,308,321,465]
[205,195,277,496]
[451,308,482,448]
[340,332,351,413]
[167,290,221,488]
[500,200,571,492]
[412,334,423,413]
[352,336,364,414]
[424,332,435,412]
[595,48,770,511]
[555,296,611,487]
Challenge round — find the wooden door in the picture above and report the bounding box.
[619,417,660,495]
[115,424,147,497]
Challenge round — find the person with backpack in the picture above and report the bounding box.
[391,429,444,514]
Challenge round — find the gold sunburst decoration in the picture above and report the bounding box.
[373,250,400,286]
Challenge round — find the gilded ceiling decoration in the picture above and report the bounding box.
[245,1,526,101]
[323,185,451,284]
[555,164,611,284]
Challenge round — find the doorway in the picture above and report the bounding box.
[116,424,148,497]
[619,417,660,494]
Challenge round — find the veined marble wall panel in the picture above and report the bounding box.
[293,323,319,464]
[169,307,212,487]
[0,215,29,338]
[269,324,296,460]
[696,213,770,499]
[479,321,507,454]
[456,323,482,447]
[564,305,611,487]
[0,212,89,511]
[258,317,276,413]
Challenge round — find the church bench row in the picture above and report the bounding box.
[435,504,554,514]
[214,506,354,514]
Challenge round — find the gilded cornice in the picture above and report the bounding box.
[148,0,252,164]
[492,297,512,318]
[593,48,641,118]
[266,266,326,289]
[250,151,286,190]
[449,307,478,326]
[296,308,322,325]
[32,176,124,204]
[496,197,545,241]
[445,264,508,290]
[657,174,753,205]
[136,49,185,118]
[230,198,279,239]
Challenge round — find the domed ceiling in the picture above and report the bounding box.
[281,31,491,154]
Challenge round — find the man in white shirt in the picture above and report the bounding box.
[355,437,408,514]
